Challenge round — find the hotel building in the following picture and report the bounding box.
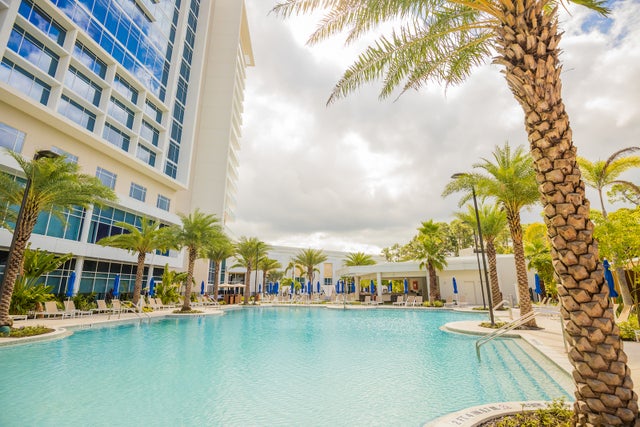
[0,0,253,296]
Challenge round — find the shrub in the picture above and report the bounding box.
[618,314,639,341]
[481,398,572,427]
[432,300,444,307]
[10,278,54,315]
[480,321,507,329]
[1,325,54,338]
[72,292,97,311]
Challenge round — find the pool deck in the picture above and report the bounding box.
[3,303,639,426]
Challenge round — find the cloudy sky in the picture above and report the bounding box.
[229,0,640,254]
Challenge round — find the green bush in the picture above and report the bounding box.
[483,398,572,427]
[1,325,54,338]
[618,314,639,341]
[72,292,96,311]
[10,278,54,315]
[432,300,444,307]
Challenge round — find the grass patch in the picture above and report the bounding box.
[479,399,572,426]
[0,325,54,338]
[173,309,203,314]
[479,321,508,329]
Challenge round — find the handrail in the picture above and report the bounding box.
[493,300,513,320]
[476,310,537,359]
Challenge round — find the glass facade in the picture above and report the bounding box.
[156,194,170,211]
[103,122,130,151]
[58,94,96,131]
[0,122,26,152]
[129,182,146,202]
[136,144,156,166]
[32,206,85,241]
[87,205,141,244]
[7,25,59,76]
[96,167,117,189]
[18,0,67,46]
[0,57,51,105]
[64,66,102,106]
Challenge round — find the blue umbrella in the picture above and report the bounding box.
[259,283,262,294]
[388,281,393,292]
[403,278,409,295]
[335,282,340,294]
[317,281,321,293]
[112,274,120,298]
[452,277,458,294]
[534,274,542,295]
[370,279,375,294]
[275,282,279,294]
[66,271,76,298]
[603,259,619,298]
[307,280,311,294]
[149,277,156,297]
[201,280,205,295]
[291,282,295,295]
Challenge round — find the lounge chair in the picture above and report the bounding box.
[42,301,70,318]
[413,296,423,306]
[10,314,28,321]
[616,305,632,323]
[112,299,137,314]
[393,296,405,306]
[404,296,416,307]
[63,300,92,317]
[92,299,116,314]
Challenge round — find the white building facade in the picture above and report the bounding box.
[0,0,253,297]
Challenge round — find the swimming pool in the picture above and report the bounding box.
[0,308,572,426]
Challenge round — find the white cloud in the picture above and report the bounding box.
[232,0,640,253]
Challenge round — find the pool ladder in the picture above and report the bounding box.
[475,310,537,359]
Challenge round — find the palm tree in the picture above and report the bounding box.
[577,147,640,219]
[97,217,172,305]
[444,143,539,325]
[291,249,328,292]
[259,257,282,292]
[414,220,447,301]
[169,209,222,311]
[0,151,115,328]
[273,2,638,421]
[456,204,507,306]
[234,237,270,304]
[204,236,235,302]
[344,252,376,266]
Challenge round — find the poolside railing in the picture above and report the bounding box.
[475,310,537,359]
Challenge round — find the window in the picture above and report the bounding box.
[136,144,156,166]
[164,160,177,179]
[72,42,107,78]
[18,0,66,46]
[7,26,59,76]
[0,58,51,105]
[113,75,138,104]
[144,100,162,123]
[156,195,170,211]
[108,97,134,129]
[64,66,101,106]
[51,146,78,163]
[96,167,117,189]
[129,183,146,202]
[0,122,26,153]
[88,205,141,244]
[58,95,96,131]
[102,123,130,151]
[140,121,159,146]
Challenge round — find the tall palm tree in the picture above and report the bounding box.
[444,143,539,325]
[577,147,640,219]
[291,249,328,291]
[0,151,115,328]
[274,2,638,422]
[414,220,447,301]
[203,234,235,302]
[456,204,507,306]
[259,257,282,292]
[234,237,270,304]
[169,209,222,311]
[344,252,376,266]
[97,217,172,305]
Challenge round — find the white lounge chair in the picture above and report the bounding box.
[393,296,405,306]
[112,299,137,314]
[92,300,116,314]
[413,296,423,307]
[42,301,70,318]
[63,300,92,317]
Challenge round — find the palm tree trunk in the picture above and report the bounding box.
[213,263,220,303]
[506,210,537,327]
[485,239,502,306]
[182,248,196,311]
[133,252,146,306]
[598,189,608,219]
[428,263,440,301]
[496,1,638,424]
[244,267,252,304]
[0,205,39,327]
[615,266,634,308]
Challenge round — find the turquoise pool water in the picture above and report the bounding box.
[0,308,572,426]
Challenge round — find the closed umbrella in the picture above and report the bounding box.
[388,280,393,293]
[534,274,542,295]
[201,280,205,295]
[112,274,120,298]
[149,277,156,297]
[291,282,295,295]
[259,283,262,294]
[335,282,340,294]
[403,278,409,295]
[66,271,76,299]
[452,277,458,295]
[370,279,375,294]
[307,280,311,294]
[317,281,321,294]
[603,260,619,298]
[275,282,279,294]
